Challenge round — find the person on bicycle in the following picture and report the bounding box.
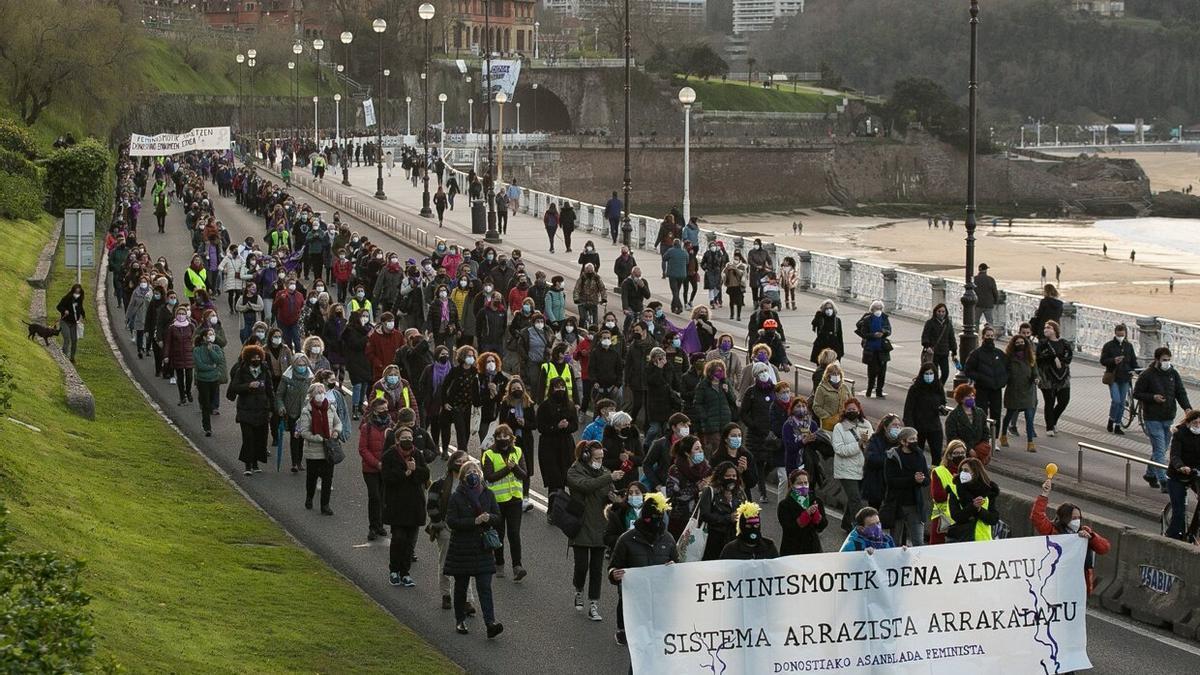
[1100,323,1138,436]
[1032,479,1111,595]
[1133,347,1191,492]
[1166,409,1200,541]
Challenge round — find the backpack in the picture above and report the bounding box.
[549,488,584,539]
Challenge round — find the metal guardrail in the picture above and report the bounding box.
[1078,441,1168,497]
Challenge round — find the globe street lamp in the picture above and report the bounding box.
[958,0,982,364]
[235,53,245,138]
[515,101,521,137]
[438,93,447,138]
[313,38,325,149]
[496,91,507,182]
[373,18,388,200]
[418,2,435,218]
[621,0,632,247]
[678,86,696,226]
[292,42,303,152]
[288,61,296,151]
[531,82,538,131]
[247,57,256,144]
[335,92,351,185]
[405,96,412,137]
[313,95,319,146]
[534,20,540,60]
[468,98,474,136]
[334,93,343,143]
[340,30,353,79]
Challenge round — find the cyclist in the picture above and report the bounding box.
[1100,323,1138,436]
[1133,347,1191,492]
[1166,410,1200,541]
[1032,478,1111,595]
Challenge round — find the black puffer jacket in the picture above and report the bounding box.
[341,323,372,384]
[382,449,430,527]
[965,342,1008,390]
[903,379,946,432]
[608,526,678,582]
[1168,425,1200,482]
[442,486,500,577]
[1134,364,1191,422]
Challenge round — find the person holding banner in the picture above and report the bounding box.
[839,506,896,553]
[608,492,677,647]
[719,502,779,560]
[777,468,827,555]
[1032,478,1111,594]
[664,436,712,538]
[945,457,999,542]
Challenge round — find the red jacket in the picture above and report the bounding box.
[357,418,388,473]
[365,327,405,381]
[274,289,305,327]
[507,287,529,313]
[573,337,592,380]
[332,258,354,284]
[1030,494,1111,595]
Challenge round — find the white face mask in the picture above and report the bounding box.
[360,317,369,325]
[384,321,395,330]
[208,316,218,325]
[1189,425,1200,436]
[534,322,545,330]
[205,334,216,343]
[872,310,883,317]
[464,356,476,366]
[564,325,574,333]
[601,339,612,348]
[139,282,148,290]
[1067,518,1081,533]
[271,336,282,346]
[677,425,690,437]
[824,308,833,316]
[310,347,322,355]
[829,375,841,385]
[590,461,603,470]
[959,471,973,484]
[485,362,496,373]
[757,372,771,383]
[288,284,297,292]
[1160,361,1173,371]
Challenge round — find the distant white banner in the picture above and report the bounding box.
[128,126,231,156]
[481,59,522,99]
[622,535,1091,674]
[363,99,377,128]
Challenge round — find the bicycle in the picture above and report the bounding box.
[1121,368,1146,433]
[1160,475,1200,544]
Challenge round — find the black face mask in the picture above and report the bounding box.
[437,354,450,364]
[399,439,415,449]
[740,526,761,543]
[636,514,663,534]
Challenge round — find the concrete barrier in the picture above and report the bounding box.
[1101,529,1200,641]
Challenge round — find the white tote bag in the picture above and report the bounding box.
[676,494,709,563]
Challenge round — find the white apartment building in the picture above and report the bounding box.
[732,0,803,33]
[543,0,705,21]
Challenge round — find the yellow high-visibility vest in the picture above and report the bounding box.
[542,362,573,400]
[929,464,954,523]
[946,480,993,542]
[481,445,524,502]
[184,268,207,299]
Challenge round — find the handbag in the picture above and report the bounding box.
[1101,370,1115,386]
[482,527,504,550]
[676,495,710,563]
[550,489,584,538]
[323,437,345,465]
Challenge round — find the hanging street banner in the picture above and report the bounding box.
[621,535,1090,674]
[481,59,522,99]
[363,98,377,128]
[129,126,232,156]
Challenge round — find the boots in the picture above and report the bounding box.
[999,434,1009,448]
[1026,441,1037,453]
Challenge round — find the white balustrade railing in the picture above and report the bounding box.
[1159,320,1200,373]
[809,253,842,295]
[1074,303,1140,359]
[850,262,886,304]
[894,270,934,316]
[1003,291,1043,335]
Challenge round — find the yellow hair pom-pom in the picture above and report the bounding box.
[643,492,671,514]
[734,501,762,535]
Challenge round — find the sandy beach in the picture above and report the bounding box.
[699,210,1200,323]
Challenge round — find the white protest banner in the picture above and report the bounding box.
[364,98,377,128]
[481,59,522,99]
[622,535,1090,674]
[129,126,232,156]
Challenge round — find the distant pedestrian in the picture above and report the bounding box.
[1055,265,1061,285]
[1008,217,1013,228]
[1169,276,1176,293]
[1040,266,1047,286]
[1130,250,1136,263]
[1103,243,1108,257]
[797,221,803,235]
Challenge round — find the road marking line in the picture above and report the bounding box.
[1087,608,1200,656]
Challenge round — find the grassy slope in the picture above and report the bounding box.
[0,215,457,673]
[138,37,336,98]
[679,76,840,113]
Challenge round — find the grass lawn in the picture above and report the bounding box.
[138,37,334,98]
[0,215,458,673]
[677,76,840,113]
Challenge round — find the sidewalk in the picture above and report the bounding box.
[263,159,1169,524]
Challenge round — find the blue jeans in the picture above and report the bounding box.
[1003,407,1036,440]
[1165,477,1191,540]
[280,323,302,352]
[351,382,367,414]
[1144,419,1172,483]
[1108,380,1131,424]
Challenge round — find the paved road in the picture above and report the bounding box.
[276,161,1174,529]
[101,160,1200,673]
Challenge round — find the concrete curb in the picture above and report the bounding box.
[27,219,94,419]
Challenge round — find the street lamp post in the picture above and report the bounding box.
[335,93,342,143]
[292,41,303,151]
[496,92,507,181]
[313,96,320,146]
[418,2,435,218]
[288,61,296,152]
[620,0,633,247]
[483,0,500,242]
[313,38,325,149]
[439,93,447,136]
[236,53,245,138]
[339,30,354,186]
[374,18,388,200]
[247,56,256,147]
[531,82,538,131]
[515,102,521,137]
[958,0,981,364]
[468,98,474,136]
[678,86,695,226]
[405,96,412,137]
[534,21,540,59]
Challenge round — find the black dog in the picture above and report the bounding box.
[24,321,60,345]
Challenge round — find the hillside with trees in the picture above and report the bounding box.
[756,0,1200,126]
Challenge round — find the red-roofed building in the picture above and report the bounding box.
[200,0,327,37]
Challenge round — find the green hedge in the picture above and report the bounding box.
[0,498,102,673]
[0,119,38,159]
[44,139,112,227]
[0,148,38,181]
[0,172,45,221]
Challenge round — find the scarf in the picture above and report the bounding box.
[674,456,712,483]
[459,477,485,511]
[309,398,330,439]
[173,315,190,327]
[439,299,449,324]
[790,489,811,509]
[431,360,451,392]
